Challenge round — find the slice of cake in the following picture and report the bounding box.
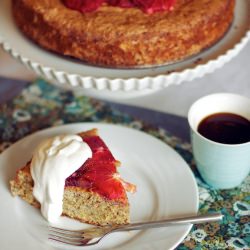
[10,128,136,225]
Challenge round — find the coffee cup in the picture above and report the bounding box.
[188,93,250,189]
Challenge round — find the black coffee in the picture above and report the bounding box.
[198,112,250,144]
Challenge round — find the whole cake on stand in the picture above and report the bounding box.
[1,0,249,97]
[12,0,235,67]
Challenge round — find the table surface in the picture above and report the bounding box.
[1,40,250,250]
[0,40,250,117]
[0,78,249,250]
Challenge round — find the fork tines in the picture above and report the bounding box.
[48,226,92,246]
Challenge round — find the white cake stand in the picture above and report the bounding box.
[0,0,249,99]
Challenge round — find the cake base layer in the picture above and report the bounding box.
[10,167,129,225]
[12,0,235,67]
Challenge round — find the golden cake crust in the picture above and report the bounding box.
[12,0,235,67]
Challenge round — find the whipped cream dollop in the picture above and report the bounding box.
[30,134,92,223]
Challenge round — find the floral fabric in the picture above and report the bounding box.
[0,79,249,249]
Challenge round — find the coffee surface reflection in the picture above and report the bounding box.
[198,112,250,144]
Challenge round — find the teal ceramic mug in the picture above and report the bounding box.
[188,93,250,189]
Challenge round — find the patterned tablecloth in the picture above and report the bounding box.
[0,79,249,250]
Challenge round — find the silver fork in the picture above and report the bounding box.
[48,213,223,247]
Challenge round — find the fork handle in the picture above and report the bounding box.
[114,213,223,232]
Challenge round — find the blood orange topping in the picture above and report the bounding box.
[63,0,176,13]
[65,135,127,202]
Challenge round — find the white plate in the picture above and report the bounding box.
[0,123,198,250]
[0,1,250,99]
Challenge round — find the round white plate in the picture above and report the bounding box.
[0,123,198,250]
[0,1,250,98]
